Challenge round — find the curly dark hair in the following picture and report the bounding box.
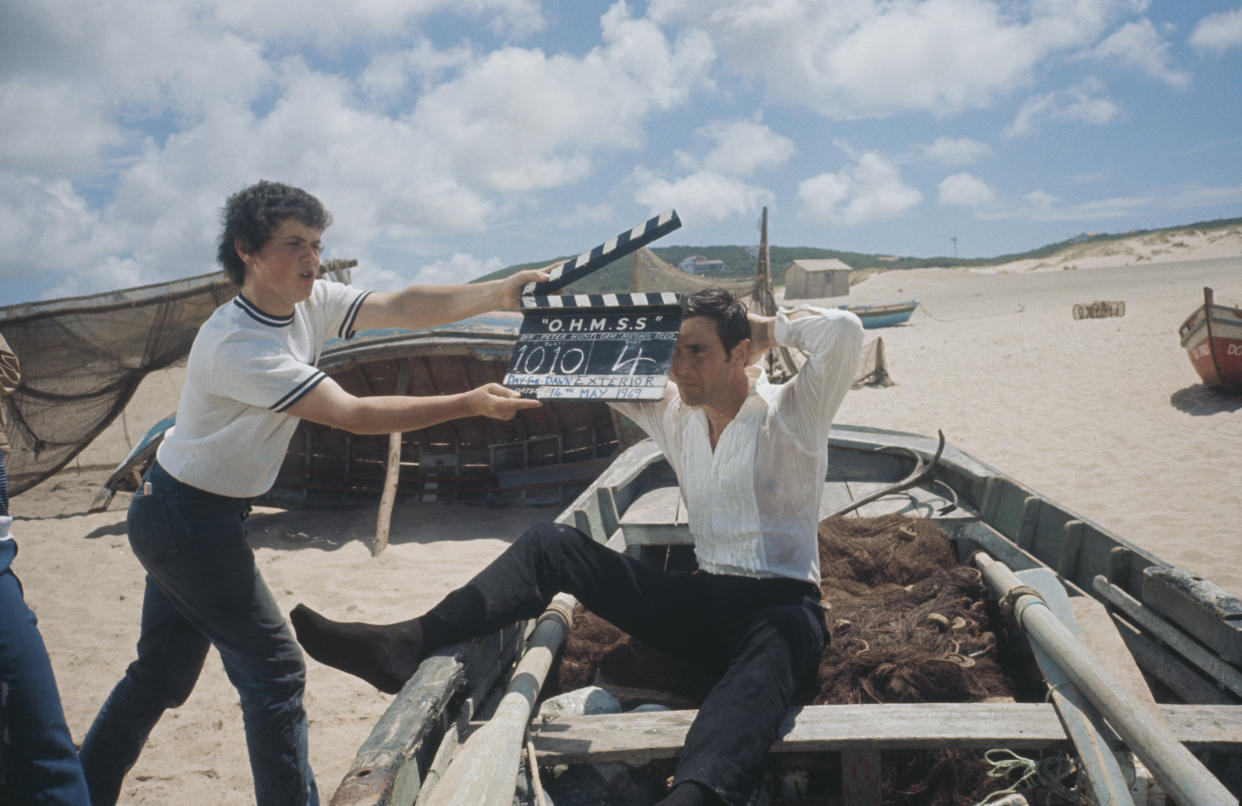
[681,287,751,354]
[216,181,333,285]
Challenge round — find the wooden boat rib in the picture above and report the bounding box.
[1179,286,1242,392]
[332,426,1242,806]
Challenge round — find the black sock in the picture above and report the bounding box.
[655,781,722,806]
[289,604,425,694]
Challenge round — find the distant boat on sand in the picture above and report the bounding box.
[841,299,919,329]
[1179,287,1242,392]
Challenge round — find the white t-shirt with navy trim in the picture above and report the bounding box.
[157,280,370,498]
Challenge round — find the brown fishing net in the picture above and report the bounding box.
[545,514,1062,804]
[811,514,1011,705]
[551,514,1012,704]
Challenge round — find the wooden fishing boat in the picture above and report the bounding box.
[92,316,631,554]
[331,426,1242,806]
[841,300,919,329]
[1179,287,1242,392]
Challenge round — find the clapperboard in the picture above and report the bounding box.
[504,211,683,401]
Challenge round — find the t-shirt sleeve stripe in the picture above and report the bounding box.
[338,291,372,339]
[272,371,327,412]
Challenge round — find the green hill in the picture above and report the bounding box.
[472,215,1242,294]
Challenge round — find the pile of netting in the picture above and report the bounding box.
[546,514,1085,805]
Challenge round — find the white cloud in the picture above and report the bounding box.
[797,152,922,225]
[922,137,991,167]
[0,79,129,177]
[1006,78,1119,137]
[360,40,479,103]
[977,181,1242,223]
[938,173,996,207]
[0,174,129,286]
[407,6,715,192]
[1089,19,1189,88]
[1190,7,1242,54]
[699,118,796,177]
[402,252,506,287]
[39,256,146,301]
[632,169,772,224]
[0,2,717,297]
[649,0,1144,118]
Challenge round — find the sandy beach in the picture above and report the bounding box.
[9,231,1241,803]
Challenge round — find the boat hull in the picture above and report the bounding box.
[1179,291,1242,392]
[841,300,918,329]
[332,426,1242,805]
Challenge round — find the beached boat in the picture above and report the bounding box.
[1178,287,1242,392]
[330,426,1242,806]
[841,300,919,329]
[93,315,629,515]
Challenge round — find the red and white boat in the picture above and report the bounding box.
[1178,286,1242,392]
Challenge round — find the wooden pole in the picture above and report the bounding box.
[975,552,1236,806]
[415,594,577,806]
[373,362,409,556]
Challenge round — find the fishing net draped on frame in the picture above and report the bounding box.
[0,272,236,494]
[0,262,354,495]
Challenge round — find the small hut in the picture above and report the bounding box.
[783,258,851,300]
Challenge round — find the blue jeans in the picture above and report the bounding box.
[0,538,91,805]
[79,462,318,806]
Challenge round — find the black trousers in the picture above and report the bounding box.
[424,521,828,806]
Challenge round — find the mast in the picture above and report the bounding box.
[749,207,798,381]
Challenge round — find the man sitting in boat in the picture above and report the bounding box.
[292,287,864,806]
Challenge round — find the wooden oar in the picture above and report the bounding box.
[414,593,577,806]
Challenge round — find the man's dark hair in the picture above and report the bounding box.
[682,287,751,355]
[217,181,333,285]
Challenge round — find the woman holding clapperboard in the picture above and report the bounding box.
[78,180,549,806]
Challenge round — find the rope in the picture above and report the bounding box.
[973,748,1093,806]
[998,585,1044,624]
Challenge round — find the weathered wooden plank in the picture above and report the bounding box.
[528,704,1242,765]
[1067,594,1160,718]
[819,481,857,518]
[841,750,882,806]
[619,485,683,525]
[1110,615,1235,706]
[618,485,691,545]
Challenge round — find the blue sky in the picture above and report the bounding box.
[1,0,1239,304]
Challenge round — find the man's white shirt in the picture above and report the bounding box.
[611,307,863,586]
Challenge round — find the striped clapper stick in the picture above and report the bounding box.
[522,209,681,296]
[504,293,682,401]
